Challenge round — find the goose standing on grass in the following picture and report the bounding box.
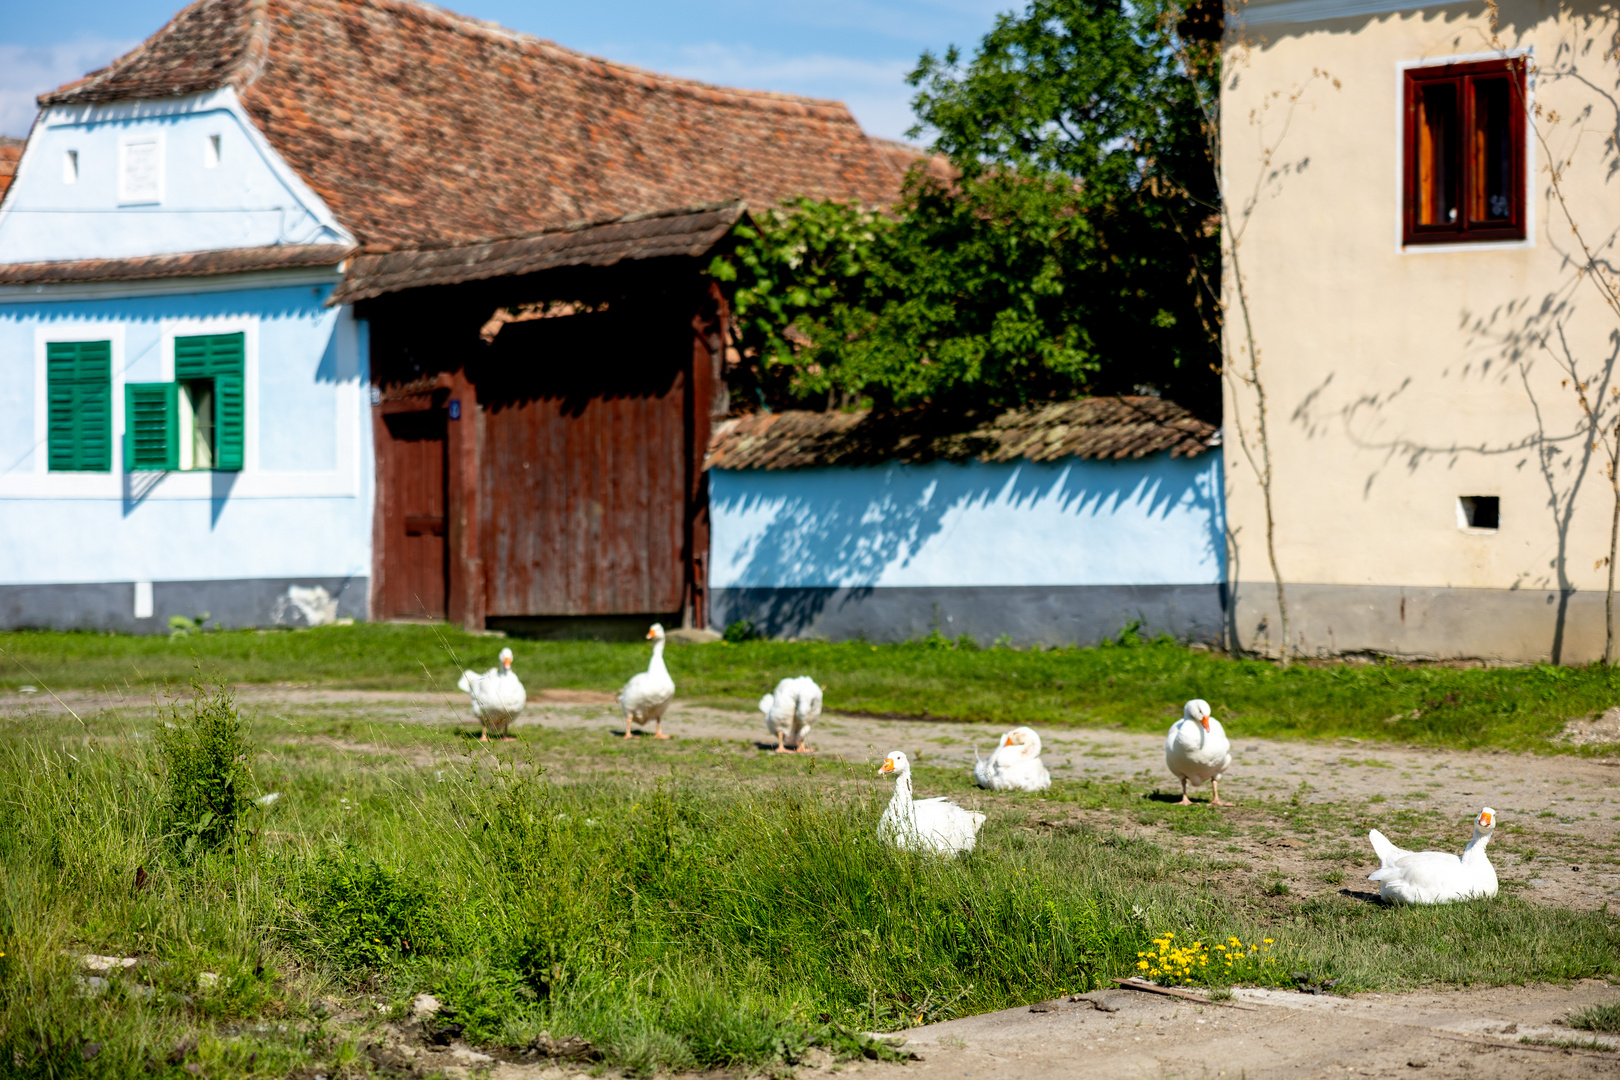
[1165,698,1233,806]
[974,726,1052,791]
[458,647,526,742]
[1367,807,1499,904]
[878,751,985,856]
[759,676,823,753]
[618,623,676,740]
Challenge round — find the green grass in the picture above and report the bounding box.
[1570,1002,1620,1033]
[4,624,1620,751]
[3,686,1618,1078]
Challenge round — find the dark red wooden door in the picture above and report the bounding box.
[476,309,688,616]
[378,408,449,618]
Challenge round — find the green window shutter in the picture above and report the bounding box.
[125,382,178,471]
[175,332,244,471]
[45,341,112,472]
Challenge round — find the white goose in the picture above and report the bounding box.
[618,623,676,740]
[457,646,526,742]
[1368,807,1499,904]
[973,726,1052,791]
[1165,698,1233,806]
[759,676,823,753]
[878,751,985,856]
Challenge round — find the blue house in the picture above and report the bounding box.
[704,399,1226,645]
[0,0,912,633]
[0,78,367,630]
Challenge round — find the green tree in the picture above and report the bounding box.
[717,0,1222,416]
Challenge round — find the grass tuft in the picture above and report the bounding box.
[1569,1002,1620,1033]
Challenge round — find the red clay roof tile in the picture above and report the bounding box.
[705,398,1219,470]
[42,0,920,252]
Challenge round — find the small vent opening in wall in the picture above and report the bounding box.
[1459,495,1500,530]
[63,150,78,183]
[205,134,221,168]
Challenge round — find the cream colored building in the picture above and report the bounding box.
[1221,0,1620,662]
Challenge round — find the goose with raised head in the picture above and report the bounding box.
[618,623,676,740]
[1368,807,1499,904]
[1165,698,1233,806]
[973,726,1052,791]
[457,647,526,742]
[759,676,823,753]
[878,751,985,856]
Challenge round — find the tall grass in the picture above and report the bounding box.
[4,624,1619,750]
[3,689,1618,1077]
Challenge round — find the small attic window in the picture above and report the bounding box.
[1458,495,1499,531]
[205,134,221,168]
[63,150,78,184]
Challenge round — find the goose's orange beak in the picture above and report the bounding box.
[1479,810,1494,827]
[879,758,895,775]
[645,629,657,639]
[1200,715,1211,730]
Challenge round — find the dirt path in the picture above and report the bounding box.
[843,980,1620,1080]
[397,980,1620,1080]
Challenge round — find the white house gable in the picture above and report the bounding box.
[0,88,350,263]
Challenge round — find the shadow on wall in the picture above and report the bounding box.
[710,458,1222,636]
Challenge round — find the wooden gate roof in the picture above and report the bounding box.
[41,0,920,255]
[705,397,1220,470]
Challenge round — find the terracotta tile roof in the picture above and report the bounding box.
[705,397,1219,471]
[0,137,23,202]
[333,202,744,304]
[41,0,916,254]
[0,244,352,286]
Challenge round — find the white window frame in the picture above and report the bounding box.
[117,131,166,205]
[1395,47,1535,255]
[159,313,260,478]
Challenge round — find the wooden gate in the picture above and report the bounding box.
[474,307,689,616]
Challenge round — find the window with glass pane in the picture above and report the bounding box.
[1404,59,1525,245]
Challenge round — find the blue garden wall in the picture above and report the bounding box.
[0,281,373,631]
[707,454,1225,645]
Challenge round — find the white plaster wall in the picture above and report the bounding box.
[0,88,348,262]
[0,280,373,584]
[709,455,1225,589]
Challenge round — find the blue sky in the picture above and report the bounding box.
[0,0,1011,140]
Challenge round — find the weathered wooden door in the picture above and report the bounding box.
[476,308,689,616]
[377,408,449,618]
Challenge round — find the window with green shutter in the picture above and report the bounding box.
[125,382,178,471]
[46,340,113,472]
[174,332,243,471]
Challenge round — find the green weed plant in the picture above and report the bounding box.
[154,682,253,856]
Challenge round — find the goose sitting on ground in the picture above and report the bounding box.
[973,726,1052,791]
[457,647,526,742]
[1165,698,1233,806]
[1367,807,1499,904]
[878,751,985,856]
[759,676,823,753]
[618,623,676,740]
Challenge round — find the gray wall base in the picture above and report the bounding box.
[1229,581,1610,665]
[709,584,1225,646]
[0,578,368,634]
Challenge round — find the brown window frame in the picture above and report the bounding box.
[1402,57,1527,246]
